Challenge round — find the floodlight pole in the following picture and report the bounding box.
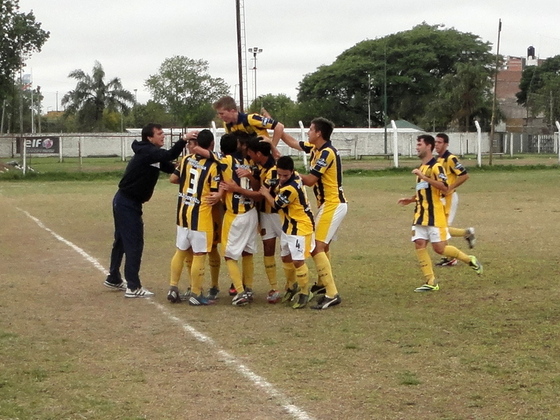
[249,46,262,106]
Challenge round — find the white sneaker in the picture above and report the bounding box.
[465,227,476,249]
[125,287,154,298]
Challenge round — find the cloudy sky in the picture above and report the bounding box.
[18,0,560,112]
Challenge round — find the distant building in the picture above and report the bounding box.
[496,47,546,133]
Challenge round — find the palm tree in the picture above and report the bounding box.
[61,61,134,131]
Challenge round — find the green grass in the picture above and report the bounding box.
[1,169,560,419]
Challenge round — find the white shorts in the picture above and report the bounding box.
[411,225,450,243]
[175,226,211,253]
[315,202,348,244]
[441,191,459,225]
[223,207,258,260]
[280,232,315,261]
[259,212,283,240]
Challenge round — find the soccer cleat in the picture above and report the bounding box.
[180,287,192,301]
[292,293,313,309]
[124,287,154,298]
[469,255,483,275]
[311,294,342,310]
[231,292,250,306]
[310,283,326,295]
[414,284,440,292]
[167,286,181,303]
[103,279,127,291]
[465,227,476,249]
[435,257,458,267]
[245,287,254,302]
[282,283,300,303]
[228,283,237,296]
[266,289,282,304]
[208,286,220,301]
[188,293,214,306]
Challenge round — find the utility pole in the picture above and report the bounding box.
[489,19,502,166]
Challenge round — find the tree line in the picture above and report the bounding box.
[2,2,559,133]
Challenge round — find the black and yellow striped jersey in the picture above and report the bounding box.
[273,171,315,236]
[255,155,278,214]
[174,154,220,230]
[300,140,347,207]
[216,152,255,215]
[437,150,467,193]
[412,158,448,227]
[224,112,278,137]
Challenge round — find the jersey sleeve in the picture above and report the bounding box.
[248,113,278,130]
[273,187,293,210]
[301,141,313,154]
[309,148,334,179]
[449,156,468,176]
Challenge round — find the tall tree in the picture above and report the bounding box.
[0,0,49,93]
[517,55,560,128]
[247,93,299,126]
[297,23,495,128]
[61,61,135,131]
[427,62,494,131]
[0,0,49,133]
[145,56,230,127]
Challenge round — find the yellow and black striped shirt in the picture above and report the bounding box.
[255,156,278,214]
[412,158,448,228]
[437,150,467,194]
[217,152,255,215]
[301,141,347,207]
[174,154,220,231]
[273,171,315,236]
[224,113,278,137]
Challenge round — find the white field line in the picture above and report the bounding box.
[18,207,315,420]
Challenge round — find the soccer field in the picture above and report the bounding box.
[1,170,559,419]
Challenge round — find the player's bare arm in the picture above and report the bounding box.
[220,180,263,201]
[300,172,319,187]
[259,185,275,207]
[280,132,304,152]
[169,173,179,184]
[411,168,448,194]
[448,173,469,192]
[398,196,416,206]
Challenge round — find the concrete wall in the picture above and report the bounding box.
[0,128,491,160]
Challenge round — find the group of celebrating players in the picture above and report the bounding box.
[103,95,481,305]
[164,96,347,309]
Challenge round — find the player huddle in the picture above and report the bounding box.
[104,96,480,305]
[164,96,347,309]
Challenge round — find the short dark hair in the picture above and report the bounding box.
[141,123,163,141]
[197,129,214,150]
[220,134,238,154]
[246,136,271,157]
[417,134,435,151]
[311,117,334,140]
[436,133,449,144]
[276,156,294,172]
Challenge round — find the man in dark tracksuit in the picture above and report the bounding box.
[103,123,189,298]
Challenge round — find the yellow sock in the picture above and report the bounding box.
[448,227,466,237]
[282,261,296,290]
[415,248,435,285]
[226,259,244,293]
[442,245,470,264]
[190,254,206,296]
[184,248,193,272]
[264,255,278,290]
[312,252,338,297]
[208,246,221,288]
[170,249,190,287]
[242,254,254,288]
[295,264,310,294]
